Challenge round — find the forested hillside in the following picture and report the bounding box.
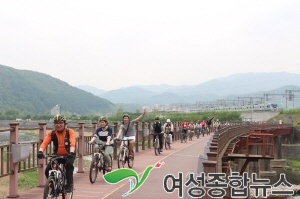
[0,65,115,114]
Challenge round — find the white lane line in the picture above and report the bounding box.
[170,154,199,158]
[102,137,209,199]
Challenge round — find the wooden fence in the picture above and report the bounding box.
[0,121,182,198]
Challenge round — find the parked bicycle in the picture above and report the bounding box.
[116,139,134,169]
[43,155,73,199]
[89,143,113,183]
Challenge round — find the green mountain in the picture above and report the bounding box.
[0,64,115,114]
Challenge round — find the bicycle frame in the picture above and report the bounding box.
[43,155,73,199]
[48,156,66,181]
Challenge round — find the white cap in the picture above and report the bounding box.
[166,119,171,122]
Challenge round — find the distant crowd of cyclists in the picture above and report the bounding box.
[36,109,229,197]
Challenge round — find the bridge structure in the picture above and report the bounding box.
[202,124,293,175]
[0,122,295,199]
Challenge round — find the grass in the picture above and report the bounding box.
[18,170,38,191]
[0,176,9,199]
[287,159,300,169]
[0,170,38,199]
[268,110,300,127]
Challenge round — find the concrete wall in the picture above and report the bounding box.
[282,144,300,158]
[241,111,279,122]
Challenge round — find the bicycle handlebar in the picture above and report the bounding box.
[115,138,134,142]
[43,154,68,159]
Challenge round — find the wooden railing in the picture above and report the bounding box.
[0,121,182,198]
[202,124,293,173]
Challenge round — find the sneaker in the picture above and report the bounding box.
[65,184,73,193]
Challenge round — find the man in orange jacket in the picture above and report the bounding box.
[37,114,76,193]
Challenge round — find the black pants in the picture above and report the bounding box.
[45,156,75,185]
[153,133,163,149]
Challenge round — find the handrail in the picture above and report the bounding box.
[0,121,183,197]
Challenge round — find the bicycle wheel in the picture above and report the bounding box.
[157,139,161,154]
[164,140,167,150]
[43,176,57,199]
[62,186,73,199]
[98,155,104,173]
[127,155,134,168]
[154,139,160,156]
[62,183,73,199]
[103,154,112,174]
[165,137,170,150]
[118,149,125,169]
[89,154,99,183]
[108,154,113,171]
[154,139,158,156]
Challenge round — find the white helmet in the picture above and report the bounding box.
[166,119,171,122]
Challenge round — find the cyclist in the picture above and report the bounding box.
[163,118,173,146]
[180,120,189,138]
[37,114,76,193]
[206,116,214,133]
[152,116,163,152]
[88,116,113,171]
[115,109,146,157]
[195,120,202,137]
[201,120,207,136]
[189,121,195,139]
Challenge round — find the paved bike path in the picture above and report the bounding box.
[17,134,212,199]
[103,135,212,199]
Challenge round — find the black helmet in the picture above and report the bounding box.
[155,116,160,120]
[99,116,108,123]
[53,114,66,123]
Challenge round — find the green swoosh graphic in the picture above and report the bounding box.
[103,169,138,184]
[128,165,153,194]
[103,166,155,196]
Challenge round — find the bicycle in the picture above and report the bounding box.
[116,139,134,169]
[89,143,113,183]
[151,133,162,156]
[189,130,194,141]
[195,128,201,139]
[43,155,73,199]
[164,131,171,150]
[181,129,187,143]
[201,127,206,137]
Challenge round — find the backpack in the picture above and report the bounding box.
[153,122,162,133]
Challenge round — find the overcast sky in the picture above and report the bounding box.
[1,0,300,91]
